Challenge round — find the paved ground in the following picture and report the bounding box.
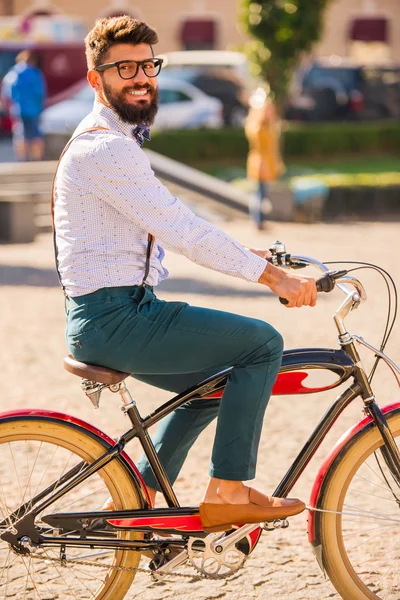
[0,219,399,599]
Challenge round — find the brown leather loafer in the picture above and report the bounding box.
[199,488,305,532]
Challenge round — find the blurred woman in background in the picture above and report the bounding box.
[245,87,285,230]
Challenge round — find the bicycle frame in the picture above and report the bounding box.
[3,334,400,556]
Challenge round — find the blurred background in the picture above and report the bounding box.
[0,0,399,236]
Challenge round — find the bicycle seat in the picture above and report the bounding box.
[64,355,130,385]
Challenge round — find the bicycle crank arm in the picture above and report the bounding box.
[209,522,265,554]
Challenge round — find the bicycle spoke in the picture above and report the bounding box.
[20,553,53,600]
[31,443,59,501]
[43,548,87,600]
[55,483,108,512]
[346,526,399,552]
[51,452,87,514]
[379,557,400,591]
[343,500,400,519]
[345,484,400,504]
[8,441,25,502]
[342,522,393,538]
[355,469,400,494]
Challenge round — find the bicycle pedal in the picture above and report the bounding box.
[261,518,289,531]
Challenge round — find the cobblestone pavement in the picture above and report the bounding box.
[0,220,399,599]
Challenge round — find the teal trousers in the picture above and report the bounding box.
[66,285,283,489]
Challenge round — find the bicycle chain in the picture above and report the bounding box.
[27,548,203,580]
[27,542,244,581]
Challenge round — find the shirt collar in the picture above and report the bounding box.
[92,100,150,145]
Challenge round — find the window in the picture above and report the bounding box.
[159,88,192,104]
[180,19,217,51]
[350,18,388,42]
[348,17,391,64]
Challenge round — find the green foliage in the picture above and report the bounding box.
[149,129,249,163]
[291,173,400,188]
[239,0,330,103]
[149,121,400,165]
[283,121,400,157]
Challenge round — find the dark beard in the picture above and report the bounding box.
[102,81,159,126]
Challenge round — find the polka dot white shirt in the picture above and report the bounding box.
[54,101,267,297]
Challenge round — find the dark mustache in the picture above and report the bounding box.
[124,84,152,93]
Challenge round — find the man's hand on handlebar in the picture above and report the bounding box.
[258,262,317,308]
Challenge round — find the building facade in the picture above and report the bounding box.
[1,0,399,61]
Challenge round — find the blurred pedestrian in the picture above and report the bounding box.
[1,50,46,161]
[245,87,285,230]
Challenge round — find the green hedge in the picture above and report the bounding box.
[149,128,248,163]
[284,121,400,157]
[325,186,400,219]
[149,121,400,165]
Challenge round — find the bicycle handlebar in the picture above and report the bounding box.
[267,242,367,305]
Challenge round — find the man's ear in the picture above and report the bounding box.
[88,69,102,92]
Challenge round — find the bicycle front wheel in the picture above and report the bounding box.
[318,409,400,600]
[0,416,145,600]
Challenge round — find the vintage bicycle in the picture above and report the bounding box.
[0,242,399,600]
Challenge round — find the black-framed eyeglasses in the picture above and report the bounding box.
[95,58,164,80]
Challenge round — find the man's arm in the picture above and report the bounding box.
[86,134,316,307]
[258,261,317,307]
[246,247,317,307]
[87,134,267,283]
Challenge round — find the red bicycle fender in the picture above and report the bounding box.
[0,408,152,506]
[308,401,400,543]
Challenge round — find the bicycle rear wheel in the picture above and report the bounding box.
[0,416,145,600]
[318,409,400,600]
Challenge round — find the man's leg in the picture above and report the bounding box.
[107,297,283,493]
[11,119,28,161]
[30,137,44,161]
[25,118,44,161]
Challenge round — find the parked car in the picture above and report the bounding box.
[0,40,86,133]
[40,77,223,136]
[160,51,253,126]
[285,58,400,121]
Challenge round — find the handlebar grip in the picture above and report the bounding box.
[279,273,337,305]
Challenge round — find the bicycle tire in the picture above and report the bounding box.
[317,409,400,600]
[0,416,145,600]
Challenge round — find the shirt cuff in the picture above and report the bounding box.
[239,251,267,283]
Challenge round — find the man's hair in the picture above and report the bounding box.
[85,16,158,70]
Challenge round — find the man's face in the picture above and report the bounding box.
[90,43,159,125]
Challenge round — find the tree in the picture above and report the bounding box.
[240,0,330,104]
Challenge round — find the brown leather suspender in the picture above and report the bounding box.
[51,127,155,295]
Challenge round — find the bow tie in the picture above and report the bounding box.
[132,125,151,147]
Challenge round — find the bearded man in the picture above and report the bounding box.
[53,15,317,532]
